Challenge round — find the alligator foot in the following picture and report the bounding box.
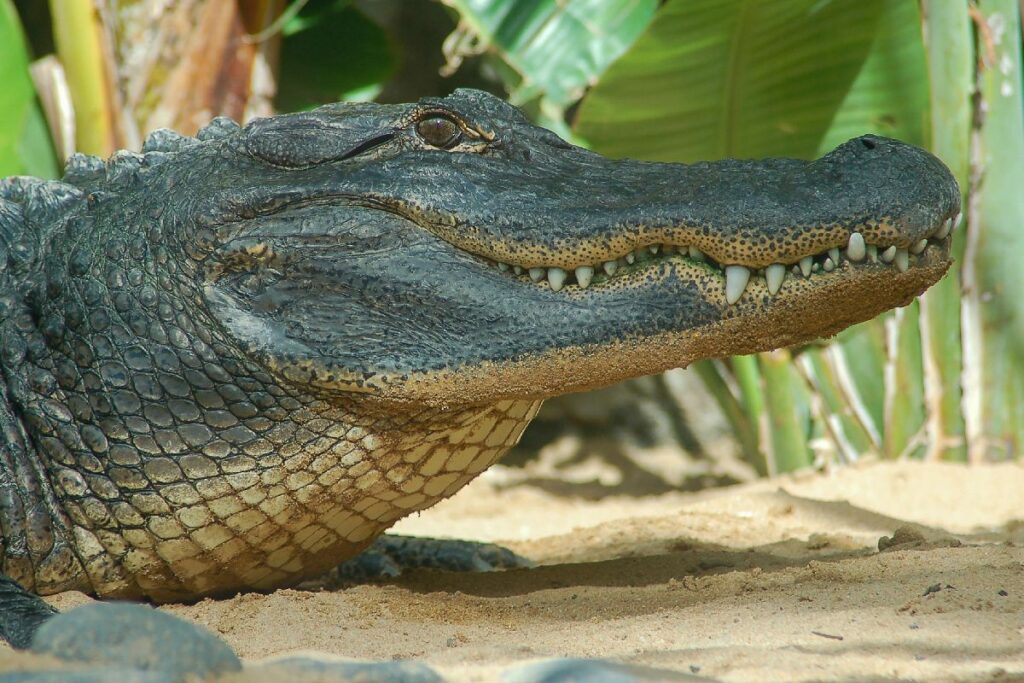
[325,534,532,583]
[0,572,59,649]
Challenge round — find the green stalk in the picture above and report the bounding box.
[883,305,926,458]
[830,319,886,450]
[731,354,768,470]
[795,350,875,461]
[918,0,972,461]
[759,349,811,473]
[963,0,1024,461]
[692,360,763,474]
[49,0,118,155]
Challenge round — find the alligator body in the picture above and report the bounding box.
[0,90,958,606]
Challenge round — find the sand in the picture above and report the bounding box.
[18,460,1024,681]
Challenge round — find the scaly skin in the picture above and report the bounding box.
[0,90,958,602]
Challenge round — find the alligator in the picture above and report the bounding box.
[0,89,958,647]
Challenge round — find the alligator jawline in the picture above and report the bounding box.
[466,213,958,302]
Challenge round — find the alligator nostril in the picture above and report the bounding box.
[860,136,878,150]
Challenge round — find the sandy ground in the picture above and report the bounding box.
[17,460,1024,681]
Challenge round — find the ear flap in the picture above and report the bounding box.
[243,108,396,169]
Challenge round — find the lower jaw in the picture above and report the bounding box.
[376,248,951,409]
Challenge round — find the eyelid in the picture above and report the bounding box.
[415,108,463,124]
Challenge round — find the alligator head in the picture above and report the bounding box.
[157,89,957,409]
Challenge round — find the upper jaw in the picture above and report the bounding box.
[455,209,959,305]
[404,134,960,291]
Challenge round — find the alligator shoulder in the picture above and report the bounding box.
[0,89,959,602]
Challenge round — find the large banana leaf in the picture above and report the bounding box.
[575,0,919,161]
[0,0,57,177]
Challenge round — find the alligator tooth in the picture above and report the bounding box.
[799,256,813,277]
[602,260,618,276]
[497,262,510,272]
[828,248,841,264]
[547,267,567,291]
[934,218,952,240]
[880,246,897,263]
[823,257,836,272]
[529,267,546,282]
[575,266,594,288]
[846,233,866,262]
[953,212,962,230]
[688,246,704,261]
[625,252,636,264]
[910,238,928,254]
[895,248,909,272]
[791,265,801,276]
[724,265,751,305]
[866,244,878,262]
[513,265,523,275]
[765,263,786,295]
[648,244,660,255]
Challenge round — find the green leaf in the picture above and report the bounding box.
[575,0,895,161]
[444,0,657,113]
[816,0,928,153]
[276,0,396,110]
[0,0,57,178]
[693,360,763,473]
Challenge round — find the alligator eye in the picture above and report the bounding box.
[416,116,462,149]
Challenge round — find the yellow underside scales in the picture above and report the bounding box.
[69,398,540,600]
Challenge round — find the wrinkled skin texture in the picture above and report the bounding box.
[0,90,958,602]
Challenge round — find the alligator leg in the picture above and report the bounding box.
[324,534,532,584]
[0,572,58,648]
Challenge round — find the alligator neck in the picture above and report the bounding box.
[13,339,540,599]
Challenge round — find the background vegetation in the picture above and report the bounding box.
[2,0,1022,477]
